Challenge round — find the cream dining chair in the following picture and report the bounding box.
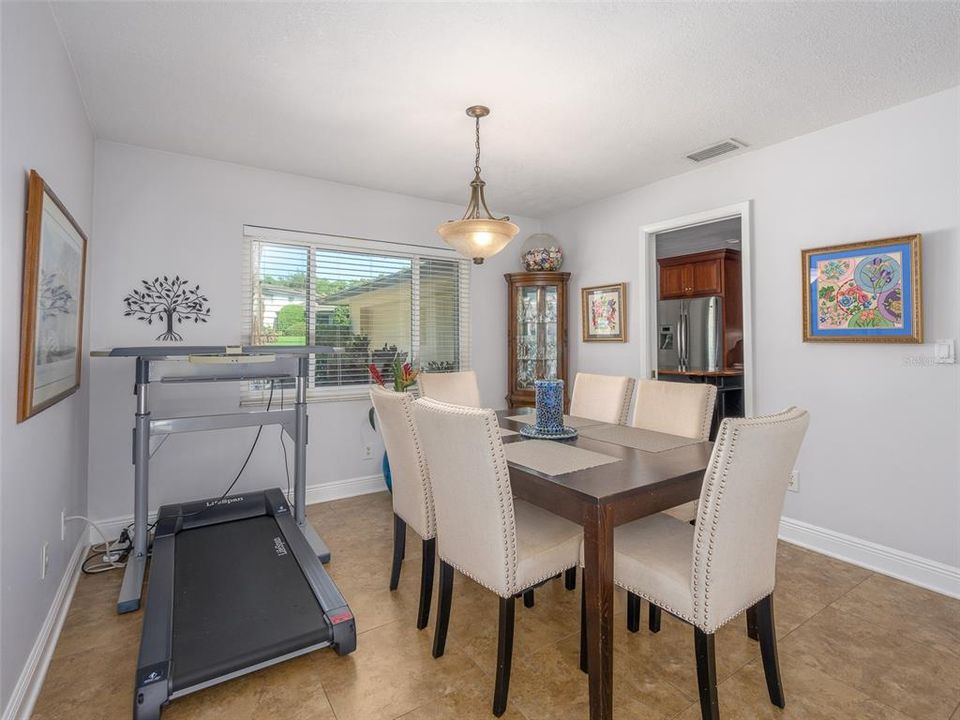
[369,385,436,630]
[417,370,481,407]
[569,372,635,424]
[631,379,717,519]
[413,397,582,717]
[627,380,718,634]
[582,408,809,720]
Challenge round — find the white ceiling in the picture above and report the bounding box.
[52,2,960,218]
[656,218,741,259]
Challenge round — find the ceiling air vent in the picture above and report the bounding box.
[685,139,747,163]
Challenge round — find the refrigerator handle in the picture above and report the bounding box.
[678,305,687,372]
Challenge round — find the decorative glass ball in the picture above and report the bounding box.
[520,233,564,271]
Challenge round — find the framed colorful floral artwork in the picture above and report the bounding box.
[801,234,922,343]
[581,283,627,342]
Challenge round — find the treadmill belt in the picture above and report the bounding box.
[171,516,329,691]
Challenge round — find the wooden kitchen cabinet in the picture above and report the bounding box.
[658,249,739,299]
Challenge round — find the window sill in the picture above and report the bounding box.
[241,385,375,407]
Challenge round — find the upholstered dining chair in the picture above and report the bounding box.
[631,380,717,521]
[369,385,436,630]
[418,370,481,407]
[413,397,582,717]
[568,372,635,424]
[582,408,809,720]
[627,380,717,633]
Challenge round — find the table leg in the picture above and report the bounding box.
[583,503,614,720]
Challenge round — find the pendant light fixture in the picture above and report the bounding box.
[437,105,519,264]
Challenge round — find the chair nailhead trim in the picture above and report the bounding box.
[417,399,521,596]
[692,407,806,631]
[372,386,437,538]
[619,378,636,426]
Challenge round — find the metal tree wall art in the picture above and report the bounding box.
[123,275,211,341]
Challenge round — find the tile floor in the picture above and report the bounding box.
[32,492,960,720]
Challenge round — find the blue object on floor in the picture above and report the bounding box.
[382,452,392,493]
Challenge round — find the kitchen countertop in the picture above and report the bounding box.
[658,368,744,377]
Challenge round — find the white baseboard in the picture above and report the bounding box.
[301,473,386,505]
[1,538,86,720]
[88,473,386,543]
[779,516,960,599]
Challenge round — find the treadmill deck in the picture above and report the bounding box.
[171,516,329,692]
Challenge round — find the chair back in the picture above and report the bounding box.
[569,372,635,424]
[691,408,809,632]
[418,370,481,408]
[413,397,520,596]
[631,380,717,440]
[369,385,435,539]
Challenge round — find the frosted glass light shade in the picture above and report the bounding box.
[436,218,519,264]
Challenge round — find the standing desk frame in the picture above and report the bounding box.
[92,345,338,614]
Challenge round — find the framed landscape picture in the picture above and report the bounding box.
[582,282,626,342]
[801,234,921,343]
[18,170,88,422]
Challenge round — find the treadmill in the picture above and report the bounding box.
[89,347,356,719]
[135,488,356,719]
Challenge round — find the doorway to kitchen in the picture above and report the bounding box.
[639,202,754,433]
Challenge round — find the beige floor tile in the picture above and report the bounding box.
[422,574,582,674]
[672,653,917,720]
[509,634,693,720]
[32,642,137,720]
[783,605,960,719]
[773,542,873,636]
[312,615,479,720]
[830,572,960,655]
[164,653,337,720]
[613,603,761,701]
[396,669,530,720]
[31,492,960,720]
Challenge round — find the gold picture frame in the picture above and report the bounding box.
[801,234,921,343]
[581,283,627,342]
[18,170,88,422]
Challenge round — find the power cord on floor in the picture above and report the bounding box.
[64,515,128,574]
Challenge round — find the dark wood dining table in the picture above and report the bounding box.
[496,409,714,720]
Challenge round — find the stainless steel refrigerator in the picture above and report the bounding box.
[657,296,723,373]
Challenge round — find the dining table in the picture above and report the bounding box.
[496,409,714,720]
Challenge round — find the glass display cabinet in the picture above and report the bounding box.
[505,271,571,408]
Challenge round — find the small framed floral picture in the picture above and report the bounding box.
[582,283,627,342]
[801,234,922,343]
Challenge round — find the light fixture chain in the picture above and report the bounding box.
[474,115,482,175]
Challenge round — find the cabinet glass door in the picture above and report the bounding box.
[515,284,559,390]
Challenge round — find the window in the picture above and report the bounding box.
[242,226,470,401]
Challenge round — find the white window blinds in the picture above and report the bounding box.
[242,227,470,400]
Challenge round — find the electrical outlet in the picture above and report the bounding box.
[41,543,49,580]
[361,443,373,460]
[787,469,799,493]
[61,509,66,542]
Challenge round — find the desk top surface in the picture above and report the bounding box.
[91,345,339,358]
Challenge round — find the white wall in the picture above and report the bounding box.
[543,88,960,570]
[88,141,538,524]
[0,1,94,711]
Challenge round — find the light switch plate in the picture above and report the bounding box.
[934,339,956,365]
